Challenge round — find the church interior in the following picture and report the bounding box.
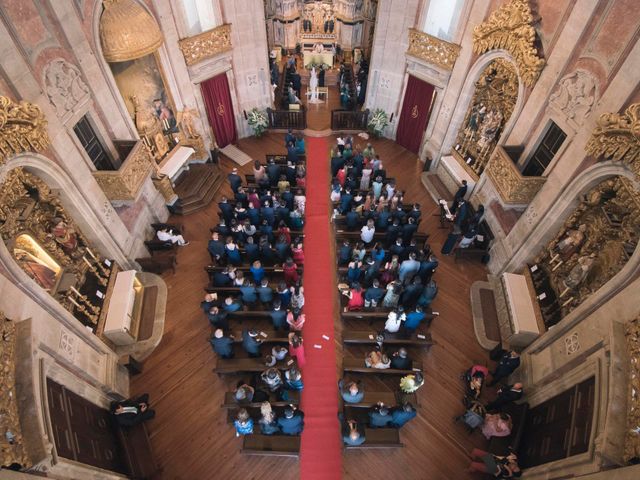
[0,0,639,479]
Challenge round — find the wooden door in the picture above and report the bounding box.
[519,376,595,468]
[46,378,127,474]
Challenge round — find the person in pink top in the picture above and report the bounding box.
[286,308,306,331]
[282,258,299,286]
[288,332,306,368]
[292,242,304,265]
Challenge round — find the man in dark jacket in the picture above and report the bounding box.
[210,328,234,358]
[486,383,524,412]
[111,394,155,427]
[390,402,417,428]
[390,348,411,370]
[368,403,393,428]
[242,329,263,357]
[277,406,305,435]
[227,168,242,193]
[269,300,287,331]
[488,350,521,386]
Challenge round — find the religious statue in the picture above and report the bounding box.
[309,67,319,103]
[468,104,486,133]
[314,43,324,53]
[477,109,503,150]
[563,253,596,290]
[14,248,58,291]
[49,217,78,253]
[176,108,200,139]
[555,224,587,260]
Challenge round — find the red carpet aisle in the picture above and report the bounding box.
[300,136,342,479]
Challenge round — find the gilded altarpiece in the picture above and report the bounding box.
[453,59,519,176]
[0,169,116,331]
[529,177,640,328]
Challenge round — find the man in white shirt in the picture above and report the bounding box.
[157,228,188,246]
[360,219,375,245]
[384,308,406,333]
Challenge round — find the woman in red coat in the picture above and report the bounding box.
[282,257,299,286]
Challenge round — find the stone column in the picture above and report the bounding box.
[424,0,491,168]
[221,0,272,138]
[365,0,420,138]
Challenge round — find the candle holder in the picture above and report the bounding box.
[68,297,98,325]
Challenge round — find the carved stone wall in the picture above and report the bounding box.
[178,23,232,67]
[549,69,598,128]
[43,59,90,121]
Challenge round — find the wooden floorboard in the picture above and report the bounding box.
[131,109,493,479]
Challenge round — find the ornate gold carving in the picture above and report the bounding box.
[0,96,50,165]
[179,24,232,67]
[586,103,640,177]
[624,316,640,462]
[99,0,164,62]
[531,176,640,325]
[0,168,112,328]
[406,28,461,71]
[486,146,546,204]
[454,58,519,175]
[151,175,177,204]
[472,0,545,87]
[0,312,31,469]
[93,140,154,201]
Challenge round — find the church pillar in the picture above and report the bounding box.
[421,0,491,167]
[365,0,420,138]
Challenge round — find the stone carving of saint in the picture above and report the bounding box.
[14,249,57,291]
[477,109,503,150]
[549,70,596,123]
[45,59,89,117]
[49,217,78,253]
[555,224,587,260]
[309,67,319,102]
[563,253,596,290]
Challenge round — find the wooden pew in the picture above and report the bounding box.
[242,434,301,457]
[343,428,403,449]
[342,356,422,376]
[229,330,289,344]
[214,356,296,376]
[339,391,397,409]
[334,230,428,243]
[343,330,433,348]
[341,308,438,321]
[266,154,306,163]
[222,391,299,409]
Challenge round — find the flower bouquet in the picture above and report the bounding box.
[247,108,268,138]
[367,108,389,138]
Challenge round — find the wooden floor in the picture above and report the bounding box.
[131,109,492,479]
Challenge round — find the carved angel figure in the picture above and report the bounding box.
[549,70,596,122]
[563,253,596,290]
[555,224,587,260]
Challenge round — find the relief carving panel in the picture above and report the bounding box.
[43,59,90,119]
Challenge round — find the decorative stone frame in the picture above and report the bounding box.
[503,162,640,354]
[0,154,136,355]
[433,49,526,171]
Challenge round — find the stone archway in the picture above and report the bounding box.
[436,50,526,170]
[0,155,136,348]
[503,162,640,352]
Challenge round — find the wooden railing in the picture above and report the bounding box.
[266,107,307,130]
[331,109,370,131]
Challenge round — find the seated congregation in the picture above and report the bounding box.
[202,132,308,455]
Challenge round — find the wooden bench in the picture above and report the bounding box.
[242,434,301,457]
[342,356,422,376]
[334,231,428,243]
[214,356,296,376]
[205,265,303,273]
[266,154,306,163]
[339,391,397,409]
[343,330,433,348]
[222,391,299,409]
[343,428,403,449]
[341,309,438,321]
[229,330,289,344]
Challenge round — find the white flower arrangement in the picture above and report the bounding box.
[368,108,389,137]
[247,108,268,137]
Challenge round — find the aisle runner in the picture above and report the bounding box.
[300,137,342,479]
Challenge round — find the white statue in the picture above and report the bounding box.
[309,67,320,103]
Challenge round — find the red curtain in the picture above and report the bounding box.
[201,73,237,147]
[395,76,436,154]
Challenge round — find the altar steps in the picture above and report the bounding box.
[171,164,223,215]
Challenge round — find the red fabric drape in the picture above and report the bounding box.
[395,75,436,154]
[201,73,237,147]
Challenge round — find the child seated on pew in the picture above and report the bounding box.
[234,409,253,437]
